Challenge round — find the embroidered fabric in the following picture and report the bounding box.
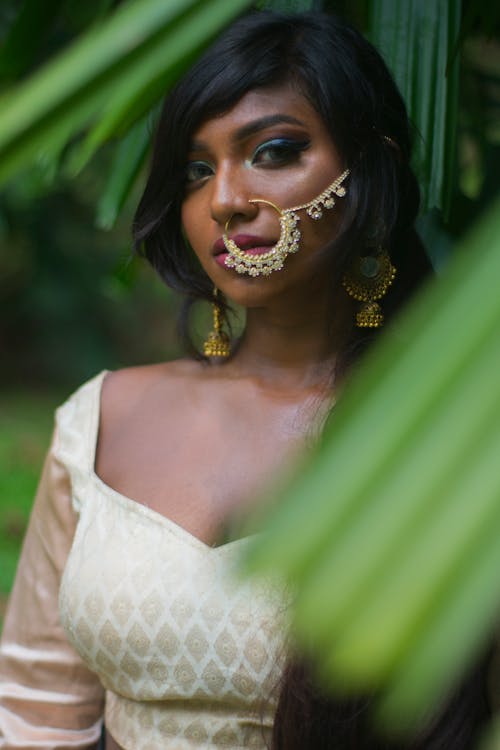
[0,372,288,750]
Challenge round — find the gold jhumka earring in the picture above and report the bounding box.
[203,288,231,358]
[222,168,350,277]
[342,249,396,328]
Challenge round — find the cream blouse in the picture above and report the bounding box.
[0,372,287,750]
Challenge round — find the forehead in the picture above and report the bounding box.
[191,84,330,145]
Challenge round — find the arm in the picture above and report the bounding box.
[0,428,104,749]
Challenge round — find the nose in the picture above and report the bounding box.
[209,163,257,228]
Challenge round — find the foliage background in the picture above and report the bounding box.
[0,0,499,741]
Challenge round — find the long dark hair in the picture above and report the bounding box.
[133,10,493,747]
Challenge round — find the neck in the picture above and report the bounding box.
[229,291,350,393]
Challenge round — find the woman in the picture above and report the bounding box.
[0,10,493,750]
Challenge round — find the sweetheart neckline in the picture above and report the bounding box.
[89,369,254,552]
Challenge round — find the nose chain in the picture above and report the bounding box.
[222,168,350,277]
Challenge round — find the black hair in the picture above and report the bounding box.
[272,645,493,749]
[133,9,431,361]
[133,10,493,747]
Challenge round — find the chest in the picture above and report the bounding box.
[96,388,319,544]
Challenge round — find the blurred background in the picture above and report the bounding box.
[0,168,181,612]
[0,0,499,626]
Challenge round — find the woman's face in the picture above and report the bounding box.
[181,83,345,308]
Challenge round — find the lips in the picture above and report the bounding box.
[212,234,275,256]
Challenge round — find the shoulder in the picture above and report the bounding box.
[101,359,207,404]
[99,359,207,430]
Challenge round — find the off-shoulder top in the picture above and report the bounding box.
[0,372,287,750]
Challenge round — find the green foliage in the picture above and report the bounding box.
[0,0,495,227]
[0,175,180,386]
[95,115,152,230]
[0,0,65,80]
[370,0,460,214]
[0,0,252,186]
[245,196,500,734]
[0,390,60,598]
[0,0,450,217]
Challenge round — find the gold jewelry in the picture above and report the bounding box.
[342,249,396,328]
[223,168,350,277]
[203,288,231,358]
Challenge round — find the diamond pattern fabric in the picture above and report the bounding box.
[56,372,288,749]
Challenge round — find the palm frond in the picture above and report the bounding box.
[0,0,251,187]
[370,0,461,214]
[244,194,500,733]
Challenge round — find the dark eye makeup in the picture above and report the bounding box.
[251,137,311,166]
[185,161,214,184]
[184,136,311,186]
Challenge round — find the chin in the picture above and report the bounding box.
[216,269,294,305]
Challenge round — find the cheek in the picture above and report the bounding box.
[303,207,342,253]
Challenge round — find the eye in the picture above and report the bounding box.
[185,160,214,184]
[251,138,310,166]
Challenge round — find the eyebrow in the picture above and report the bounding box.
[189,114,307,152]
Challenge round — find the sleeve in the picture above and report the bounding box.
[0,425,105,749]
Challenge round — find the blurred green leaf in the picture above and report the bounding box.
[244,194,500,733]
[62,0,118,29]
[0,0,64,81]
[96,116,151,230]
[0,0,251,187]
[68,0,250,174]
[370,0,461,214]
[416,211,453,272]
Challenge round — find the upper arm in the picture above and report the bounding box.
[0,428,104,749]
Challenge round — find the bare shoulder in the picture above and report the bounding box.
[95,359,217,487]
[100,359,205,426]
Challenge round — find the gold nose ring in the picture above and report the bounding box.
[223,199,301,277]
[221,168,350,277]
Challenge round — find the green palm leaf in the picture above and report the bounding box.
[244,194,500,734]
[95,116,151,230]
[0,0,251,186]
[370,0,461,214]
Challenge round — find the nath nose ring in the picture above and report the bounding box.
[223,199,300,276]
[222,168,350,277]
